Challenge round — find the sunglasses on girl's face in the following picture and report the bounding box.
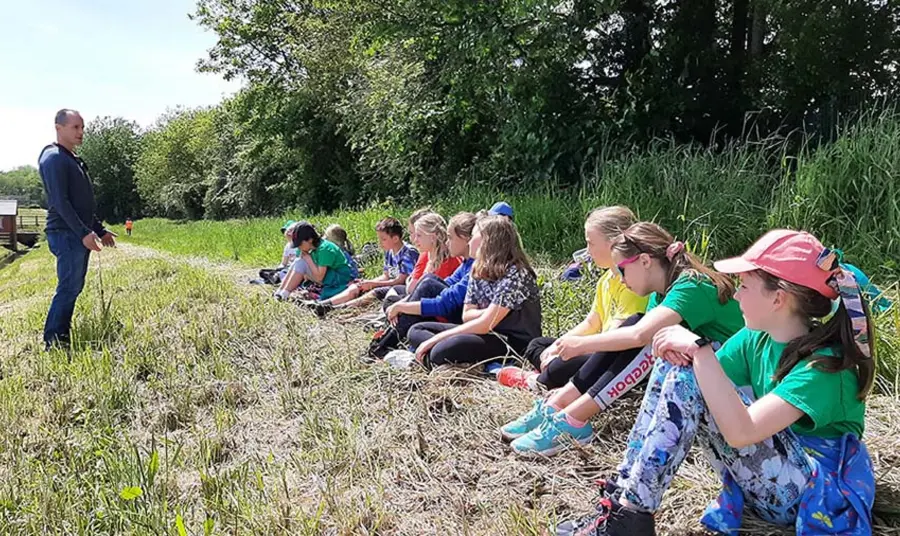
[613,255,641,279]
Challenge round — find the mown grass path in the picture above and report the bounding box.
[1,244,899,535]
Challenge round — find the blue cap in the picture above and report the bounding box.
[488,201,514,219]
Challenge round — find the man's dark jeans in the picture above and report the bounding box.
[44,230,90,346]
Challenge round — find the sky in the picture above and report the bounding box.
[0,0,241,171]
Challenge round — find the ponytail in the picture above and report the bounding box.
[415,213,451,273]
[324,224,354,255]
[755,270,875,399]
[612,222,735,304]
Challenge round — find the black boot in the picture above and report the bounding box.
[555,495,656,536]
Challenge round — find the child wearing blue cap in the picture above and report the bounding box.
[489,201,514,220]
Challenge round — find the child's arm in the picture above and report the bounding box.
[555,306,682,359]
[302,252,328,283]
[462,304,488,323]
[653,324,804,449]
[387,300,422,324]
[692,349,803,448]
[366,272,407,290]
[358,274,390,291]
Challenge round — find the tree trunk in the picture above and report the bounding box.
[750,0,765,57]
[619,0,653,80]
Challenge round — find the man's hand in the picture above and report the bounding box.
[100,231,117,248]
[82,232,102,252]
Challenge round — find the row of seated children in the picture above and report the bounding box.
[266,203,886,535]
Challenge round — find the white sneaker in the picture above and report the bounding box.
[384,349,417,369]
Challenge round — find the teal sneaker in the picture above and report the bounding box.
[510,413,593,457]
[500,399,554,443]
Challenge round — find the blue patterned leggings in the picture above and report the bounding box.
[614,359,816,527]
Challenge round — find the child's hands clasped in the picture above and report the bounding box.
[539,343,560,370]
[555,336,585,360]
[415,337,438,364]
[652,325,700,367]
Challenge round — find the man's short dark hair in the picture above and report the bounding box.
[55,109,80,125]
[375,217,404,238]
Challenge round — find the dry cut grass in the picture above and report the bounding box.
[0,244,898,535]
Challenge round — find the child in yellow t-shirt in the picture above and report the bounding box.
[498,207,648,391]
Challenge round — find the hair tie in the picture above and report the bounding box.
[665,241,685,261]
[832,268,872,359]
[816,247,840,272]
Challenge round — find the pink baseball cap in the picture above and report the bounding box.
[714,229,839,299]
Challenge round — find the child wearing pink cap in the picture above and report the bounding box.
[556,230,876,536]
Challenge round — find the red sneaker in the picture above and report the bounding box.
[497,367,537,389]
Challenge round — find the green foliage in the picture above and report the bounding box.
[771,107,900,274]
[117,107,900,281]
[179,0,900,206]
[79,117,144,223]
[134,108,223,219]
[0,166,44,207]
[73,0,900,231]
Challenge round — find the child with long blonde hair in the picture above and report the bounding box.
[499,206,647,391]
[407,216,542,368]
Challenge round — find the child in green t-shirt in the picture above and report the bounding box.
[273,221,353,301]
[557,230,876,536]
[507,221,743,457]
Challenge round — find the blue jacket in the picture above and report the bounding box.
[38,144,106,238]
[420,258,474,320]
[701,434,874,535]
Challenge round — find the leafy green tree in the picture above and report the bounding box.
[79,117,144,222]
[0,166,44,207]
[134,108,221,219]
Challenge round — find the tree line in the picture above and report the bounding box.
[6,0,900,222]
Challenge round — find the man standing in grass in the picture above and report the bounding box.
[38,109,117,350]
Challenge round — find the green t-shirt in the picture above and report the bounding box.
[311,239,349,270]
[646,275,744,343]
[716,328,866,438]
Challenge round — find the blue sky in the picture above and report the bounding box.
[0,0,241,171]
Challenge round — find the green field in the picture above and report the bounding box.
[2,109,900,534]
[1,216,899,534]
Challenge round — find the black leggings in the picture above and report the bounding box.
[407,321,527,368]
[567,313,653,410]
[523,337,591,390]
[393,275,450,338]
[381,284,409,311]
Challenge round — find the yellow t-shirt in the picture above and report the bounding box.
[590,270,649,333]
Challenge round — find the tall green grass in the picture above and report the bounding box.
[117,108,900,279]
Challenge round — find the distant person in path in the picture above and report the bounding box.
[38,109,116,350]
[125,218,133,236]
